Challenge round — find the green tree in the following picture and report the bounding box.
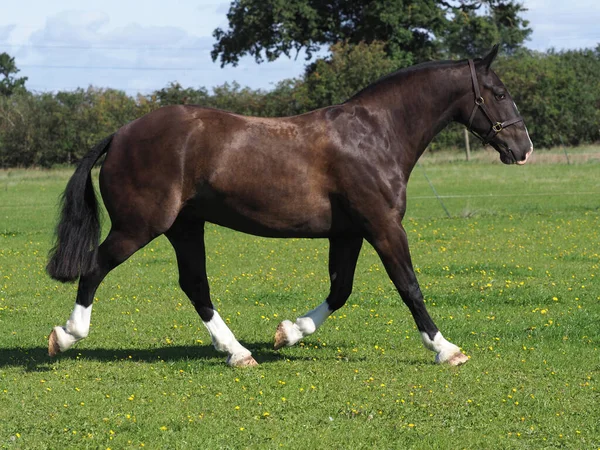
[443,1,531,59]
[211,0,531,66]
[495,48,600,148]
[295,41,400,110]
[0,52,27,96]
[154,82,211,106]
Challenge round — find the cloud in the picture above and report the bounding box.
[27,10,211,51]
[0,24,16,41]
[195,2,229,15]
[215,2,230,15]
[25,11,212,66]
[17,10,225,93]
[524,0,600,50]
[28,10,110,46]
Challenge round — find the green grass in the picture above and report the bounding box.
[1,148,599,449]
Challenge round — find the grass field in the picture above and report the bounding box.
[1,147,599,449]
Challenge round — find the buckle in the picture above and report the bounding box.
[492,122,503,132]
[475,97,485,105]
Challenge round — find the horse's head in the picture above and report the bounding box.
[459,45,533,165]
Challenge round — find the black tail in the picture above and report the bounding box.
[47,134,114,282]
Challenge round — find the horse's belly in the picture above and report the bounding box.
[184,187,358,238]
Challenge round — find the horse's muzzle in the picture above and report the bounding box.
[515,147,533,165]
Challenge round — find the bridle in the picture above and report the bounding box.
[467,59,523,147]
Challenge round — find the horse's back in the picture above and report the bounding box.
[99,105,362,238]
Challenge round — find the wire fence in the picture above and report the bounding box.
[420,145,600,165]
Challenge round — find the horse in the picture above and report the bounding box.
[47,44,533,367]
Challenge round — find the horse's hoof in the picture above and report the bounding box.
[48,329,61,357]
[447,352,469,366]
[274,321,290,350]
[229,354,258,368]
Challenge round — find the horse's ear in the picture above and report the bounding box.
[480,44,500,71]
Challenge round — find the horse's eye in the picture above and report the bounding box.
[495,93,506,101]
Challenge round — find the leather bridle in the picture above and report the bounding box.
[467,59,523,147]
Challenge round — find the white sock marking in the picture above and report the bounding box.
[281,301,332,347]
[297,301,331,335]
[203,311,251,365]
[55,304,92,352]
[421,331,462,364]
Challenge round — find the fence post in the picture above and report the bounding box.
[464,128,471,161]
[559,135,570,165]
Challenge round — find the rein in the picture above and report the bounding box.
[467,59,523,147]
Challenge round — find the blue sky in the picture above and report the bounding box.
[1,0,599,95]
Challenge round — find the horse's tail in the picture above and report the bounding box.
[47,134,115,282]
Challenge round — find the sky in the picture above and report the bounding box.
[1,0,599,95]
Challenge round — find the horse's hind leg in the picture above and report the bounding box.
[274,236,363,349]
[49,230,151,356]
[166,218,257,367]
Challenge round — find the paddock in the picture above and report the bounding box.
[1,149,598,448]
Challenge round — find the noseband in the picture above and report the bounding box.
[467,59,523,146]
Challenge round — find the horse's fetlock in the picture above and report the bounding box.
[296,317,316,336]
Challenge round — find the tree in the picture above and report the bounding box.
[154,82,211,106]
[211,0,531,67]
[443,1,531,59]
[0,52,27,96]
[495,48,600,148]
[295,41,400,110]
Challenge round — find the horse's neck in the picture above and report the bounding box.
[354,65,466,165]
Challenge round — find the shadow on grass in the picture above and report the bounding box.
[0,341,314,372]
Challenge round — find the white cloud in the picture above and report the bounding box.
[29,10,110,45]
[0,24,16,41]
[524,0,600,50]
[16,11,220,93]
[215,2,230,16]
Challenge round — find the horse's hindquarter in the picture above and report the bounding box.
[185,109,357,238]
[100,106,196,235]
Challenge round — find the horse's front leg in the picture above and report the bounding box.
[369,220,468,366]
[274,236,363,349]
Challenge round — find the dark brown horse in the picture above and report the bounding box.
[47,45,532,367]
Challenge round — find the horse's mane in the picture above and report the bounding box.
[347,57,472,102]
